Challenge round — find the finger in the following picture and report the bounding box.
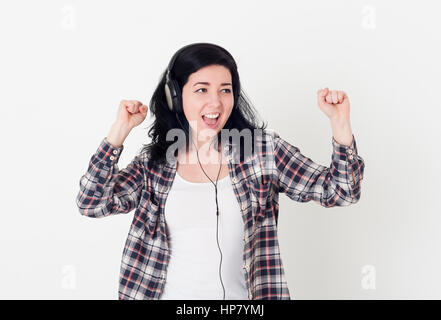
[322,87,329,97]
[130,100,138,113]
[127,102,134,113]
[134,101,142,111]
[317,89,324,100]
[322,88,331,103]
[317,90,325,106]
[331,90,338,104]
[341,91,348,102]
[325,93,333,104]
[127,102,136,113]
[138,101,146,113]
[337,91,343,103]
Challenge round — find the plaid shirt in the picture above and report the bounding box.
[76,129,365,300]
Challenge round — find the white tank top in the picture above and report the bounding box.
[159,170,248,300]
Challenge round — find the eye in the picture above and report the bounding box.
[195,88,232,93]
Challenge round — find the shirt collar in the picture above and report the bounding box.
[164,141,235,171]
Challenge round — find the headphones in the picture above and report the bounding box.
[164,44,187,114]
[164,42,238,115]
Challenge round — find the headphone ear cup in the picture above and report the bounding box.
[165,78,182,114]
[164,81,174,112]
[172,80,183,114]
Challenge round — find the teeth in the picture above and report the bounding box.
[203,113,219,119]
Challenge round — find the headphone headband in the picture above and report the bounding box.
[164,43,202,113]
[166,42,234,77]
[165,43,194,82]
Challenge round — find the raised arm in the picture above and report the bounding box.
[273,132,365,207]
[76,100,149,218]
[76,137,145,217]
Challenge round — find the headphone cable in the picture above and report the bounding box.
[174,113,226,300]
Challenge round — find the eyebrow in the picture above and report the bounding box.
[193,82,232,86]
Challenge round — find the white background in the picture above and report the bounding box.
[0,0,440,299]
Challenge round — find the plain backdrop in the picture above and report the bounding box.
[0,0,440,299]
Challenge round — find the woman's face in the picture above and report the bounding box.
[181,64,234,143]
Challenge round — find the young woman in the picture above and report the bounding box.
[76,42,365,300]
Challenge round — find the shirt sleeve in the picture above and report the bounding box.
[273,132,365,207]
[76,137,145,218]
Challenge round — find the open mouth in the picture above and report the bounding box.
[202,112,220,128]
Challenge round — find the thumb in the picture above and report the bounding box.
[317,87,328,98]
[317,87,330,105]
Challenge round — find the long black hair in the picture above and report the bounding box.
[141,42,267,167]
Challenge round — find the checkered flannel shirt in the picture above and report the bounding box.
[76,129,365,299]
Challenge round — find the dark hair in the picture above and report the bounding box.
[140,42,267,167]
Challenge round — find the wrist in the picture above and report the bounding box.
[106,122,131,148]
[113,121,132,134]
[331,120,353,147]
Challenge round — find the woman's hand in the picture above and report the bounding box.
[317,88,350,123]
[317,88,354,147]
[115,100,149,130]
[106,100,149,148]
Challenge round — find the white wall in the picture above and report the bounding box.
[0,0,439,299]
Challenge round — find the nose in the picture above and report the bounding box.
[208,91,222,107]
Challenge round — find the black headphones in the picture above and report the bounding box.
[164,44,189,114]
[164,42,238,115]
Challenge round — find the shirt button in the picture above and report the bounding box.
[110,155,115,161]
[112,149,119,155]
[232,177,238,183]
[241,203,247,210]
[347,149,353,155]
[244,264,249,271]
[348,155,354,160]
[248,293,253,300]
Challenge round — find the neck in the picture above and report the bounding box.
[179,134,225,166]
[188,129,219,151]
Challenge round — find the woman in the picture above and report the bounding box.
[76,42,365,300]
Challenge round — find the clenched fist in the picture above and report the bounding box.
[106,100,149,148]
[317,88,350,123]
[115,100,149,130]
